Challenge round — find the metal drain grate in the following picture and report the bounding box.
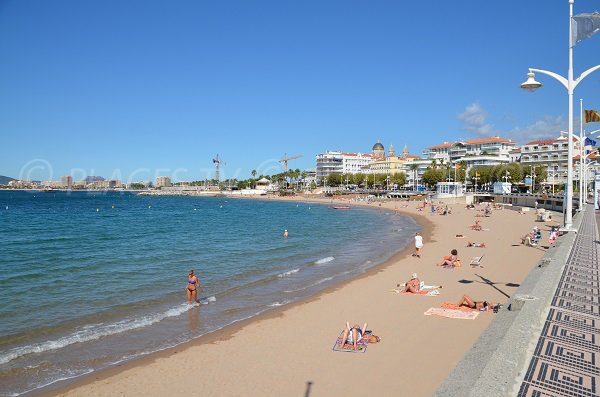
[518,206,600,397]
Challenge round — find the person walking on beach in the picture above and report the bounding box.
[186,270,202,304]
[413,232,423,258]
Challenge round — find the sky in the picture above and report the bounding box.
[2,0,600,182]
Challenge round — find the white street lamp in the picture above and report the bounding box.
[520,0,600,230]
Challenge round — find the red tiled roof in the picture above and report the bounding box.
[405,155,421,159]
[342,153,372,157]
[463,137,512,145]
[428,136,513,149]
[525,136,577,145]
[524,139,560,145]
[427,142,453,149]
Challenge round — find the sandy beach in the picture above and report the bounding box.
[47,196,552,397]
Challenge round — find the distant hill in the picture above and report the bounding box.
[0,175,15,185]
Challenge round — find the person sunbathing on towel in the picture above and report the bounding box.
[439,249,461,267]
[404,273,421,293]
[457,295,492,311]
[467,241,486,247]
[469,220,482,231]
[341,321,368,351]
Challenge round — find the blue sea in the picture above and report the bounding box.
[0,191,419,396]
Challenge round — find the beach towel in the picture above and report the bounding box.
[391,289,440,296]
[332,330,368,353]
[424,307,479,320]
[440,302,478,312]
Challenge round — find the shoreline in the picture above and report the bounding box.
[38,196,432,397]
[44,195,550,397]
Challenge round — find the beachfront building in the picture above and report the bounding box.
[520,134,587,186]
[156,176,172,188]
[7,180,39,189]
[87,180,123,189]
[509,148,522,163]
[255,177,273,191]
[401,156,430,188]
[434,181,465,198]
[315,151,373,183]
[424,136,516,169]
[61,175,73,189]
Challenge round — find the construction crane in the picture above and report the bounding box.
[212,154,225,181]
[278,153,303,175]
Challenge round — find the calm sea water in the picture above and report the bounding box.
[0,191,419,396]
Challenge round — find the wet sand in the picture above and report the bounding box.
[47,196,552,397]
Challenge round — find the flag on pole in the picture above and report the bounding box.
[585,137,597,147]
[572,12,600,46]
[585,109,600,123]
[475,172,480,177]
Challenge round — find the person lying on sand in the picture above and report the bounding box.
[467,241,486,248]
[341,321,368,351]
[457,295,494,311]
[469,220,482,231]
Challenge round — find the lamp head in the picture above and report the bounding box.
[521,72,542,92]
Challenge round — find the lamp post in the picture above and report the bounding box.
[520,0,600,230]
[549,173,558,194]
[502,170,511,183]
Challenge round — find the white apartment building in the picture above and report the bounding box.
[400,157,431,187]
[424,137,516,169]
[520,135,584,185]
[315,151,373,183]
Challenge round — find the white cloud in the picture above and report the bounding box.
[506,115,566,144]
[457,103,495,137]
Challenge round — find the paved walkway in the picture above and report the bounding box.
[518,205,600,397]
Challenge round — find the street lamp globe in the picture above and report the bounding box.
[520,72,543,92]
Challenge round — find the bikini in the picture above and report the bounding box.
[188,278,197,292]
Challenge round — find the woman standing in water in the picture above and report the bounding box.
[186,270,202,304]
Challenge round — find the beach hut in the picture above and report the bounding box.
[493,182,512,194]
[434,181,465,198]
[255,178,272,191]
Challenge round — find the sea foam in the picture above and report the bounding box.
[0,304,194,365]
[314,256,334,264]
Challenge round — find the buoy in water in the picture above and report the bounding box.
[96,208,99,212]
[112,204,115,209]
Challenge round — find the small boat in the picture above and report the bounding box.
[332,205,351,210]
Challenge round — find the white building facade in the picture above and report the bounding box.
[424,136,516,169]
[315,151,373,183]
[520,135,584,185]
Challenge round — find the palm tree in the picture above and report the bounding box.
[251,170,257,188]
